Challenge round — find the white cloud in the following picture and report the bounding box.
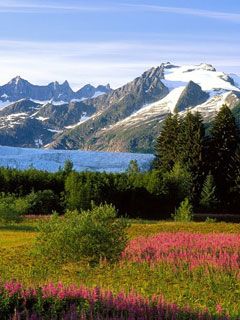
[123,4,240,23]
[0,0,240,23]
[0,0,119,13]
[0,1,239,24]
[0,39,240,89]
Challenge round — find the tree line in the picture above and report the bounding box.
[0,104,239,220]
[155,104,240,212]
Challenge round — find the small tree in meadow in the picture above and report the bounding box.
[172,197,193,222]
[35,204,129,265]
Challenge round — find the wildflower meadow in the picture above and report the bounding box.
[0,220,240,319]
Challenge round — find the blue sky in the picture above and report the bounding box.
[0,0,239,89]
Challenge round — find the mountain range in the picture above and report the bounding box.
[0,63,239,152]
[0,77,111,104]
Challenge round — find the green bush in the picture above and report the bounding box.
[35,204,129,264]
[26,189,61,214]
[172,197,193,222]
[0,194,29,224]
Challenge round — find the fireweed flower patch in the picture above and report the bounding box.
[1,226,240,318]
[122,232,240,271]
[0,280,231,319]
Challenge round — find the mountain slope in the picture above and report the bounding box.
[49,65,169,149]
[48,63,240,152]
[0,63,239,152]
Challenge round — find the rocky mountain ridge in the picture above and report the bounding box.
[0,63,239,152]
[0,77,111,103]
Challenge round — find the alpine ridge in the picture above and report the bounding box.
[0,63,239,152]
[0,77,111,104]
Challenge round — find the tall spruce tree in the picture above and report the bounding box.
[155,113,179,171]
[177,111,206,196]
[210,105,239,205]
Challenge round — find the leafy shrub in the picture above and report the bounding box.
[35,204,129,264]
[0,194,29,224]
[172,198,193,222]
[26,189,61,214]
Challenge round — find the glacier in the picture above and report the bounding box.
[0,146,154,173]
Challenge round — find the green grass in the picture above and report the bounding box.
[0,218,240,316]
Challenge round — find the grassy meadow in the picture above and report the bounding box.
[0,218,240,318]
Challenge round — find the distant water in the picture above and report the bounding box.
[0,146,154,172]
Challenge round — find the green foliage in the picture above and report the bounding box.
[35,204,129,264]
[26,190,61,215]
[0,103,239,221]
[62,159,74,175]
[164,162,193,203]
[127,160,140,174]
[172,198,193,222]
[178,112,205,195]
[65,172,106,211]
[199,173,218,211]
[155,113,180,171]
[144,170,165,196]
[210,105,239,204]
[0,194,28,224]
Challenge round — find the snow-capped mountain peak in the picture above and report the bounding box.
[161,62,239,93]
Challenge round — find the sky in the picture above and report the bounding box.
[0,0,239,89]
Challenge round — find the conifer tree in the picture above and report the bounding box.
[210,105,239,204]
[127,160,140,174]
[172,197,193,222]
[199,173,218,211]
[177,111,206,195]
[155,113,179,171]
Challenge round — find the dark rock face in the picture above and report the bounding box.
[0,77,111,102]
[174,81,209,112]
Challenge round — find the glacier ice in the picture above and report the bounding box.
[0,146,154,173]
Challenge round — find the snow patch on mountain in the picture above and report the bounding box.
[65,113,90,129]
[191,91,240,120]
[101,86,186,131]
[36,116,49,121]
[91,91,106,98]
[163,64,239,92]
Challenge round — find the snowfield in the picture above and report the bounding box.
[162,63,240,92]
[0,146,154,172]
